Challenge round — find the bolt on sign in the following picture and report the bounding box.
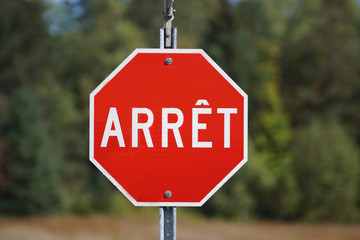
[89,49,248,206]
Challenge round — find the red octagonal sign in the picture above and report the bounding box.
[90,49,248,206]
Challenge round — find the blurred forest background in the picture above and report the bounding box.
[0,0,359,224]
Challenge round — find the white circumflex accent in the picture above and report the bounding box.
[195,99,209,106]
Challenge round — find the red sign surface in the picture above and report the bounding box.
[89,49,247,206]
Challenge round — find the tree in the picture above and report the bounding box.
[281,0,360,130]
[55,0,148,213]
[201,0,298,220]
[292,118,359,222]
[1,86,64,214]
[0,0,76,214]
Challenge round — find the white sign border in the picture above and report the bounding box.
[89,48,248,207]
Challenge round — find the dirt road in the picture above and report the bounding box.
[0,216,359,240]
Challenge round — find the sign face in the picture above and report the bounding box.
[89,49,247,206]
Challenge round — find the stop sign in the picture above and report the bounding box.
[89,49,247,206]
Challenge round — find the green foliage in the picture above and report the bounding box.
[55,0,149,214]
[1,86,62,214]
[293,118,360,222]
[0,0,78,215]
[202,0,298,220]
[125,0,163,47]
[0,0,360,223]
[281,0,360,128]
[126,0,219,48]
[0,0,69,215]
[202,141,268,220]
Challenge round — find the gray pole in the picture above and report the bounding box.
[160,1,177,240]
[160,0,176,49]
[159,207,176,240]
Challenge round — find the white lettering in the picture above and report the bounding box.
[101,104,237,149]
[192,107,212,148]
[217,108,237,148]
[101,107,125,147]
[162,108,184,148]
[132,108,154,148]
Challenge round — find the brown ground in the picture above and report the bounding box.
[0,216,359,240]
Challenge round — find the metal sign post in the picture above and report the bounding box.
[160,207,176,240]
[160,1,177,239]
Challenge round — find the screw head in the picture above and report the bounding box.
[164,191,172,198]
[165,31,171,37]
[165,58,172,65]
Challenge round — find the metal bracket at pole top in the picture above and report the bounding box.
[160,0,176,49]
